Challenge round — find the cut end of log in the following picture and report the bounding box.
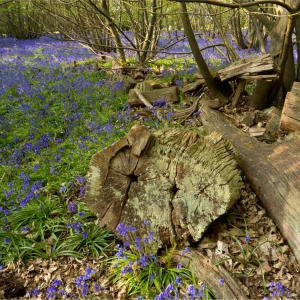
[84,124,242,250]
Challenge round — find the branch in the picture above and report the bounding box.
[169,0,293,13]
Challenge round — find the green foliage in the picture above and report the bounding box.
[105,222,214,299]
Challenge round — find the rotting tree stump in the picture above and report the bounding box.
[85,124,242,249]
[199,104,300,263]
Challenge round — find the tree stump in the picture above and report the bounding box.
[84,125,242,249]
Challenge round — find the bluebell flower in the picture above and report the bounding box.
[46,285,59,299]
[180,247,191,255]
[175,277,183,286]
[21,226,30,232]
[51,279,62,287]
[121,266,133,274]
[144,220,150,226]
[244,235,250,242]
[60,185,67,194]
[79,186,86,197]
[269,281,290,298]
[150,274,155,281]
[148,231,154,241]
[76,175,86,184]
[67,203,77,213]
[94,283,100,291]
[85,267,96,278]
[186,284,197,299]
[4,237,10,243]
[78,211,85,217]
[218,278,225,285]
[176,263,183,269]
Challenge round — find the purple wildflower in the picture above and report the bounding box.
[67,203,77,213]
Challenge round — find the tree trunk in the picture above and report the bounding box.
[251,16,267,54]
[207,4,239,62]
[199,105,300,263]
[178,2,228,105]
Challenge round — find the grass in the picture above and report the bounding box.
[0,34,265,298]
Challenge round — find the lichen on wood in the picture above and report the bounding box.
[84,124,242,249]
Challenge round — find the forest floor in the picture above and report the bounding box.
[1,81,300,300]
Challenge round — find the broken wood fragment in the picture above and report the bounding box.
[173,250,249,299]
[217,54,278,82]
[231,79,246,108]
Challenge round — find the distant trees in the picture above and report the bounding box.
[0,0,44,39]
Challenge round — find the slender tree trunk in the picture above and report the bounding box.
[100,0,126,64]
[178,2,227,104]
[251,16,266,54]
[207,4,239,62]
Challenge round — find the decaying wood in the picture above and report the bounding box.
[128,86,179,107]
[173,250,249,299]
[85,124,242,250]
[133,88,154,109]
[280,82,300,131]
[199,104,300,263]
[231,79,246,108]
[217,54,278,82]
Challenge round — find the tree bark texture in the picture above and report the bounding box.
[280,82,300,131]
[84,125,242,249]
[199,105,300,263]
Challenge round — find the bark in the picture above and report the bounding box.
[178,2,228,105]
[295,18,300,82]
[199,105,300,263]
[280,82,300,131]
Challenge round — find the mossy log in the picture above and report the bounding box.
[85,124,242,249]
[199,104,300,263]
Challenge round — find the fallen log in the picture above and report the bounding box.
[199,104,300,263]
[128,86,179,107]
